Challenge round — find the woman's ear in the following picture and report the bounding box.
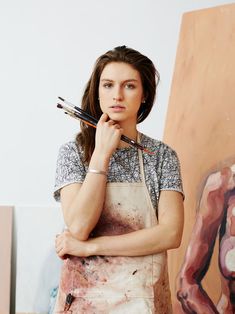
[142,92,148,104]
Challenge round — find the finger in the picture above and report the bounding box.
[99,113,109,123]
[114,124,122,130]
[58,247,69,259]
[55,235,61,246]
[55,237,63,251]
[56,241,66,255]
[107,119,116,125]
[55,245,63,254]
[57,247,63,255]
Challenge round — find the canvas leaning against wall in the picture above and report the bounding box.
[0,206,13,314]
[15,206,64,314]
[163,3,235,314]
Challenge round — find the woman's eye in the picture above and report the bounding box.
[103,83,112,88]
[125,84,135,89]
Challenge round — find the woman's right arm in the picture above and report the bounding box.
[60,113,122,241]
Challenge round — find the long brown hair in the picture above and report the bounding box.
[76,45,160,163]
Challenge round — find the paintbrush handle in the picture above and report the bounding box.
[121,134,145,151]
[64,110,97,129]
[74,106,98,125]
[57,97,154,154]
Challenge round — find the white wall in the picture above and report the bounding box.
[1,0,234,206]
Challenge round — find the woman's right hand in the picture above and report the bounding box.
[94,113,123,158]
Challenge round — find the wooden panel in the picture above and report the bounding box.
[163,3,235,313]
[0,206,13,314]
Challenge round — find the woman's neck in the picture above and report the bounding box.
[118,126,138,149]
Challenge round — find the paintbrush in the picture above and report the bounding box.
[57,97,154,155]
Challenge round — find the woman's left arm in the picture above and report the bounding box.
[55,190,184,258]
[91,190,184,256]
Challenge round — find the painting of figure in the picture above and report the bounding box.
[162,3,235,313]
[177,162,235,313]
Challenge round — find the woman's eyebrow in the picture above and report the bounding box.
[100,79,138,82]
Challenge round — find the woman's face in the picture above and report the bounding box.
[98,62,144,126]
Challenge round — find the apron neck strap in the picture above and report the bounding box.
[137,132,146,183]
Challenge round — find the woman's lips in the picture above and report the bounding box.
[110,105,126,112]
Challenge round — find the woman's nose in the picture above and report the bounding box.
[113,87,123,101]
[113,96,122,101]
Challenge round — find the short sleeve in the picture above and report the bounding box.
[53,141,86,202]
[159,146,184,199]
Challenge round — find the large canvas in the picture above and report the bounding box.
[15,206,64,314]
[163,4,235,313]
[0,206,13,314]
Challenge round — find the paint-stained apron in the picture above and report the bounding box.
[54,148,172,314]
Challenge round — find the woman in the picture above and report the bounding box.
[53,45,184,313]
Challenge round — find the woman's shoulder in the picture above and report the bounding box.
[140,132,177,157]
[56,140,85,165]
[58,140,82,155]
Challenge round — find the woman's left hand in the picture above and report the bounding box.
[55,230,91,259]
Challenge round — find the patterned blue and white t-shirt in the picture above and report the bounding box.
[54,132,184,211]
